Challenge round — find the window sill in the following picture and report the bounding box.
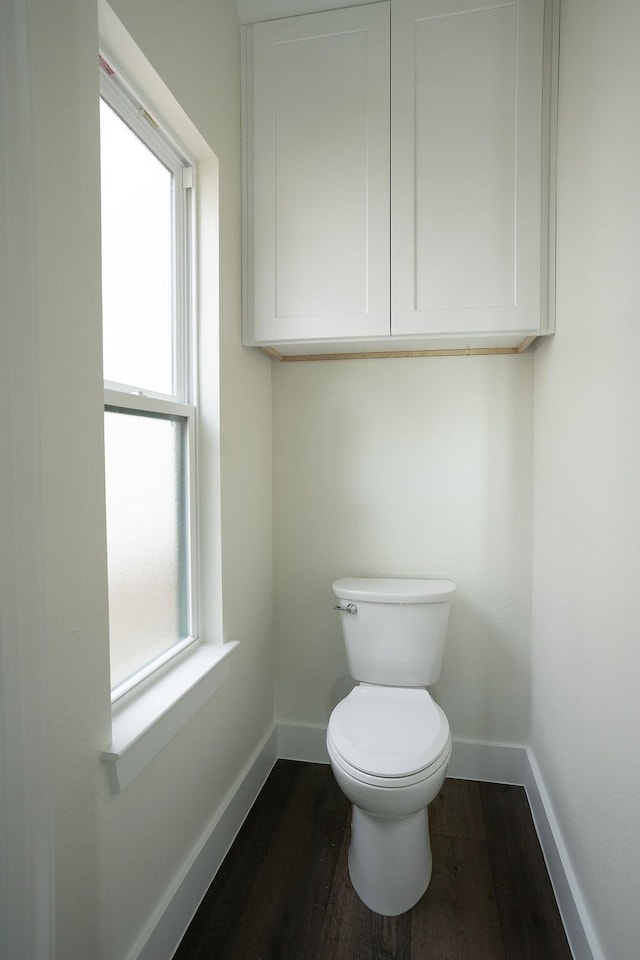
[101,641,239,792]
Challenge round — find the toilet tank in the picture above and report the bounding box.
[332,578,455,687]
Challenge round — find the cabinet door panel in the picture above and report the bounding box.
[392,0,545,336]
[250,3,390,344]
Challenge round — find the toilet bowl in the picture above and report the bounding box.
[327,684,452,915]
[328,577,455,916]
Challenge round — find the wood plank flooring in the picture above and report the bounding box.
[174,761,572,960]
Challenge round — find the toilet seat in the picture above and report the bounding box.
[327,685,451,786]
[327,733,451,790]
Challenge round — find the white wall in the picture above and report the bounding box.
[21,0,640,957]
[0,2,54,955]
[531,1,640,958]
[273,356,534,744]
[26,1,273,957]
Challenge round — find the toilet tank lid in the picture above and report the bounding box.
[332,577,455,603]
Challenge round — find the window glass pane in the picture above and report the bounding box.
[104,410,189,688]
[100,99,174,395]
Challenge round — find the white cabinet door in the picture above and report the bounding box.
[391,0,546,337]
[247,3,390,345]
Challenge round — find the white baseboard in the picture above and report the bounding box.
[129,725,277,960]
[129,722,603,960]
[523,749,604,960]
[447,737,530,784]
[275,724,530,784]
[277,721,329,763]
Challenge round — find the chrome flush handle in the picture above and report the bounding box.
[334,602,357,615]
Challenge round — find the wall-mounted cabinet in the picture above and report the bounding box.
[242,0,558,359]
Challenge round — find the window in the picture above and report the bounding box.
[99,59,198,699]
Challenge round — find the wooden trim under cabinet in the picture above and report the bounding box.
[260,336,538,362]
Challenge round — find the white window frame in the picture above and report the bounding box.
[100,59,200,703]
[99,9,235,794]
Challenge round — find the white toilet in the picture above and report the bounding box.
[327,576,455,917]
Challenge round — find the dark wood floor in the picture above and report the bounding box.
[174,760,572,960]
